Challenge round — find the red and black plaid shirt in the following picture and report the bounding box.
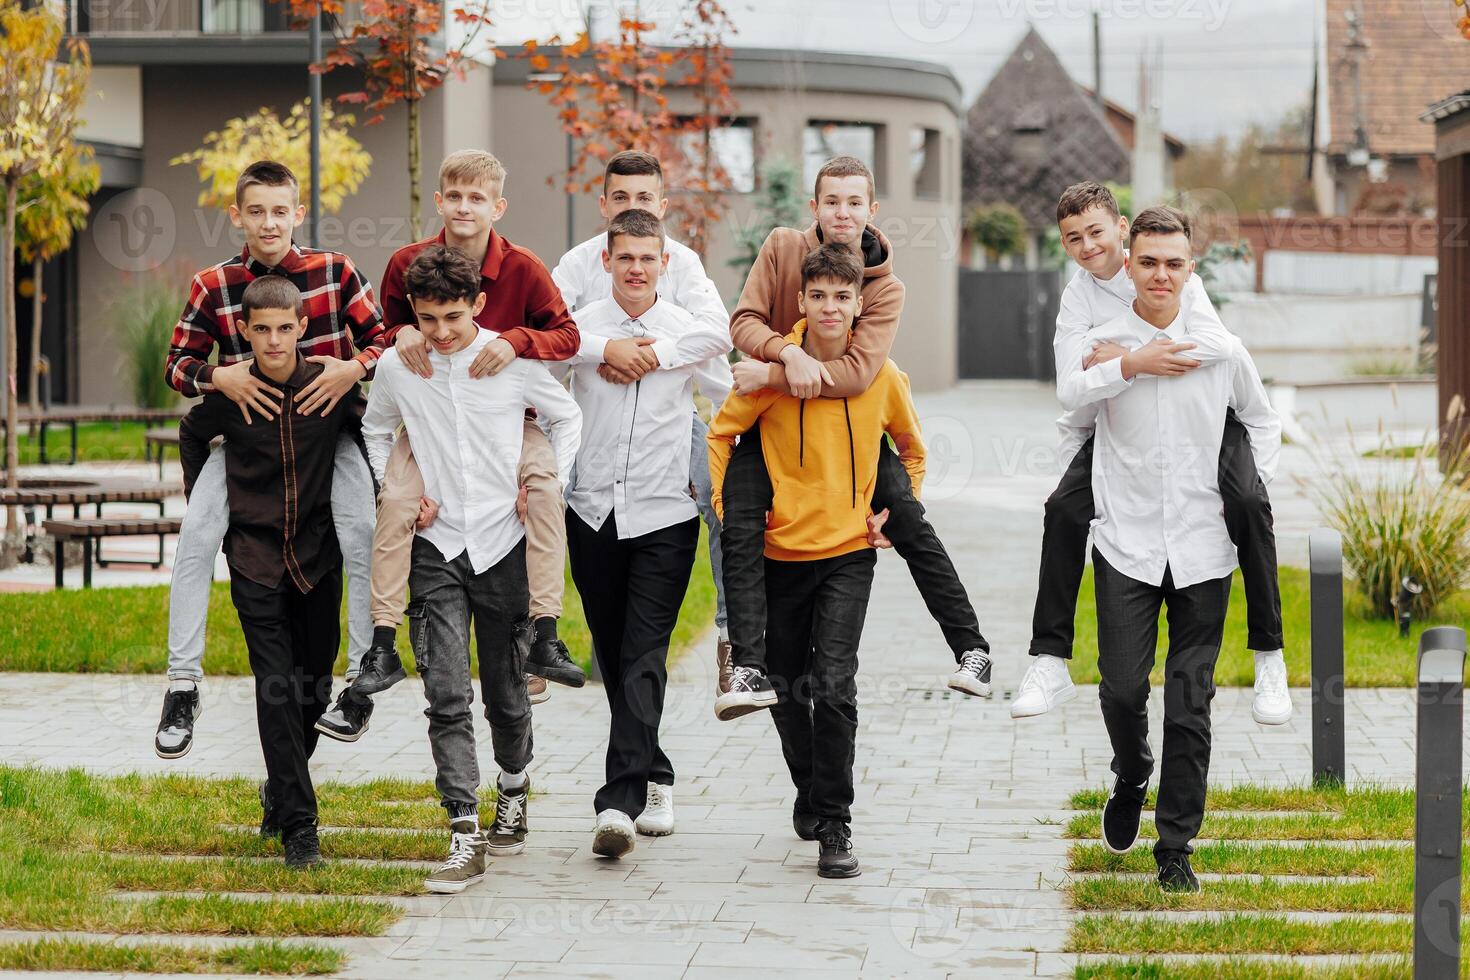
[165,244,388,398]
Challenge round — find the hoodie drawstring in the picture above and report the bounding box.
[842,398,855,508]
[798,400,805,467]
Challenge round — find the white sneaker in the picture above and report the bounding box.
[635,782,675,836]
[1251,651,1292,725]
[1010,654,1077,718]
[592,809,636,858]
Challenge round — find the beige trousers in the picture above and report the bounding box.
[369,418,566,626]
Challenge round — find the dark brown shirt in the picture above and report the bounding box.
[179,359,363,591]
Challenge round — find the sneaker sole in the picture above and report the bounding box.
[528,690,551,706]
[592,826,634,858]
[635,822,674,837]
[946,673,993,698]
[314,717,369,743]
[154,699,203,760]
[1251,700,1292,726]
[485,840,527,855]
[350,667,407,696]
[817,864,862,879]
[713,690,779,721]
[1010,684,1078,719]
[526,663,588,688]
[424,871,485,894]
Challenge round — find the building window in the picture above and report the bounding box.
[202,0,291,32]
[673,117,757,194]
[804,121,886,196]
[911,127,941,199]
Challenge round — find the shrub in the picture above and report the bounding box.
[966,202,1027,260]
[118,281,179,410]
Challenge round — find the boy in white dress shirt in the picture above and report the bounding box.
[362,245,582,895]
[1014,181,1291,730]
[562,208,732,858]
[1085,206,1281,893]
[552,150,737,696]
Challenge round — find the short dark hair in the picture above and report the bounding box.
[813,155,875,203]
[404,245,482,305]
[240,275,303,320]
[603,150,663,197]
[1055,180,1121,224]
[1128,204,1192,248]
[235,160,299,206]
[606,208,665,252]
[800,243,863,291]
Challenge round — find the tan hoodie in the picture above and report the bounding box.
[729,222,905,399]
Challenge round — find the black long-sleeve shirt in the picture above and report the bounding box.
[179,359,363,591]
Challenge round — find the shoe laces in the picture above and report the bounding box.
[1257,659,1288,698]
[646,783,668,811]
[1019,657,1064,694]
[817,822,851,850]
[957,649,990,675]
[439,831,479,871]
[729,666,761,691]
[162,691,194,732]
[494,789,525,833]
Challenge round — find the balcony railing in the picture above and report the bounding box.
[66,0,359,35]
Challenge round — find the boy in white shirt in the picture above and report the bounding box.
[1085,206,1281,893]
[1015,182,1290,728]
[361,245,581,895]
[552,150,736,693]
[562,208,732,858]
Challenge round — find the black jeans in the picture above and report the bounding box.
[1093,549,1231,857]
[407,536,533,820]
[1029,412,1284,658]
[721,423,986,670]
[567,510,698,819]
[765,550,876,825]
[230,567,341,836]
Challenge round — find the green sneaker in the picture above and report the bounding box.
[485,778,529,855]
[424,820,487,894]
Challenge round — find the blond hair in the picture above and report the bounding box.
[439,150,507,194]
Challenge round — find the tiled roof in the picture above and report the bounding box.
[962,27,1129,231]
[1325,0,1470,156]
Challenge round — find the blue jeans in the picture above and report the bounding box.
[688,414,727,630]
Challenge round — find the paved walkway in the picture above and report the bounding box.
[0,382,1447,977]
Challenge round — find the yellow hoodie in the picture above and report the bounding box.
[707,319,926,562]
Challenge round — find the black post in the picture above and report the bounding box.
[1414,625,1467,979]
[308,10,323,249]
[1309,528,1345,785]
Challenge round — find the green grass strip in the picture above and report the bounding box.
[1068,914,1411,955]
[1076,958,1413,979]
[0,937,342,975]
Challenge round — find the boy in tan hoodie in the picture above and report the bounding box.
[708,245,924,879]
[721,155,989,709]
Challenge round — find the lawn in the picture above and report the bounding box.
[1067,565,1470,688]
[14,420,157,465]
[1065,783,1460,976]
[0,525,718,676]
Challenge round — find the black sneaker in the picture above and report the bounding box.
[259,779,280,840]
[485,779,529,855]
[946,649,993,698]
[314,689,373,743]
[351,644,406,696]
[794,807,819,842]
[283,825,322,868]
[714,666,778,721]
[154,686,202,759]
[816,820,860,879]
[1102,776,1147,854]
[526,636,587,688]
[1157,850,1200,893]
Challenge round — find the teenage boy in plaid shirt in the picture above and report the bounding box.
[155,159,390,765]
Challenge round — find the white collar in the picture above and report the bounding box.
[1127,303,1183,344]
[427,327,491,368]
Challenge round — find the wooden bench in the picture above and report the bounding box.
[144,428,180,479]
[44,517,184,589]
[1,406,186,465]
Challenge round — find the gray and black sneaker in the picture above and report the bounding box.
[315,689,373,742]
[816,820,860,879]
[283,825,322,868]
[259,779,280,840]
[714,666,778,721]
[485,779,529,855]
[1157,850,1200,893]
[526,636,586,688]
[946,649,993,698]
[154,686,202,759]
[351,644,406,696]
[425,820,488,894]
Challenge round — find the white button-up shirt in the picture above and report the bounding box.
[553,232,734,406]
[565,295,726,538]
[362,333,582,573]
[1089,307,1276,589]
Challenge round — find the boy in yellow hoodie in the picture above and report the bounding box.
[707,244,924,879]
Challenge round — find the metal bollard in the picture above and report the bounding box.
[1309,529,1345,786]
[1414,626,1467,980]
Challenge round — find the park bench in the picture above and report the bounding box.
[43,517,184,589]
[144,428,180,480]
[0,406,187,465]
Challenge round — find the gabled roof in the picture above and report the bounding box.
[962,27,1130,230]
[1324,0,1470,157]
[1077,87,1187,158]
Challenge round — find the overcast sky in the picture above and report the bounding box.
[492,0,1321,141]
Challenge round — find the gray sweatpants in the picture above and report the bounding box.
[166,434,375,681]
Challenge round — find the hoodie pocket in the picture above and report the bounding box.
[767,481,864,552]
[406,597,430,675]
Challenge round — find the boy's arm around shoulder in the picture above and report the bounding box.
[178,394,230,500]
[360,354,404,488]
[706,389,778,522]
[1179,275,1233,364]
[765,277,903,399]
[881,362,926,499]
